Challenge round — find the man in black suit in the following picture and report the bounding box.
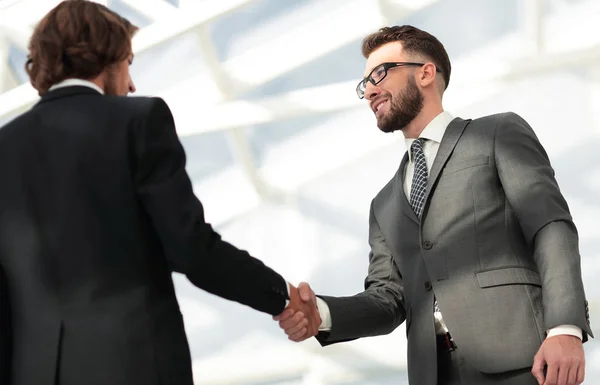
[0,2,320,385]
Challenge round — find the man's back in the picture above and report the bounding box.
[0,2,325,383]
[0,86,196,385]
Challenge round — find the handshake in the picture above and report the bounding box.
[274,282,321,342]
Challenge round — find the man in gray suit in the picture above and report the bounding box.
[275,25,592,385]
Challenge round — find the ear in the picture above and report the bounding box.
[418,62,437,88]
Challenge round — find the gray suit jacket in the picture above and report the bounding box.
[317,112,593,385]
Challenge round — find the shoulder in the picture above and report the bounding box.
[463,112,534,140]
[0,108,36,141]
[468,111,530,128]
[103,96,172,120]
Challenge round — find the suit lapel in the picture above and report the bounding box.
[422,117,471,216]
[378,117,471,229]
[373,151,419,251]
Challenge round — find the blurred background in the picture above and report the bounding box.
[1,0,599,383]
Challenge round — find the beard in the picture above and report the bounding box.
[376,76,424,133]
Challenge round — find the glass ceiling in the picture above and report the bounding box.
[1,0,600,383]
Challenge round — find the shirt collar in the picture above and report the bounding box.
[405,110,454,162]
[49,78,104,95]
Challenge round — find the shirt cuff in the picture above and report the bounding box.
[546,325,582,340]
[285,281,291,307]
[316,297,332,331]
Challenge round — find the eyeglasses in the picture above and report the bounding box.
[356,62,441,99]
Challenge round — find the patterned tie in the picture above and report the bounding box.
[409,138,428,218]
[409,139,444,324]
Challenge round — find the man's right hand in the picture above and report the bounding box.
[274,282,320,342]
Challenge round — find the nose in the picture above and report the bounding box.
[128,77,136,94]
[364,81,381,101]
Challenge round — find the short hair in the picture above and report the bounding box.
[361,25,451,90]
[25,0,138,95]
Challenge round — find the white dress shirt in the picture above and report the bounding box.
[48,78,104,94]
[316,111,582,340]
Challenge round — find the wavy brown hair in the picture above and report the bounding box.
[362,25,451,91]
[25,0,138,95]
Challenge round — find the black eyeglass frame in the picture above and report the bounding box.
[356,62,442,99]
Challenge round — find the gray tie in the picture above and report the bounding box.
[409,138,428,218]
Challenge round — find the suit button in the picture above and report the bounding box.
[424,281,432,291]
[422,241,433,250]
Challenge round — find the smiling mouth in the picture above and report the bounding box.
[373,100,388,114]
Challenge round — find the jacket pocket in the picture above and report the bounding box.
[475,266,541,288]
[442,155,489,176]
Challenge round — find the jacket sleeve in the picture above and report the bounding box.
[317,201,406,345]
[494,112,592,340]
[131,97,288,316]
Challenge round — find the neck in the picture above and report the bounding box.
[82,73,105,93]
[89,78,105,92]
[402,102,444,139]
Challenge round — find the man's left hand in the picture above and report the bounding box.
[532,335,585,385]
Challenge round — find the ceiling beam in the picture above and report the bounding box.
[0,19,32,52]
[131,0,256,53]
[501,43,600,81]
[191,24,271,200]
[0,0,256,121]
[193,25,236,98]
[522,0,545,55]
[121,0,178,21]
[376,0,441,23]
[167,80,362,136]
[0,37,19,93]
[220,0,387,89]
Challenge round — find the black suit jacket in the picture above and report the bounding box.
[0,86,289,385]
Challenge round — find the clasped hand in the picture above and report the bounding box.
[274,282,320,341]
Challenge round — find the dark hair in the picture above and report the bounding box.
[362,25,451,90]
[25,0,138,95]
